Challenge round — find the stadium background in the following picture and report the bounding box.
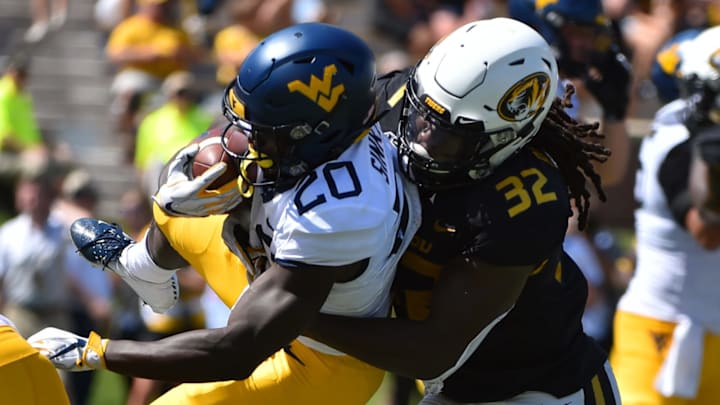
[0,0,694,403]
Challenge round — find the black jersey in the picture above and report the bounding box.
[376,70,608,402]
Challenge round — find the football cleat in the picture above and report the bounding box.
[70,218,178,313]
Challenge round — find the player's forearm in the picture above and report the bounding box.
[596,119,630,187]
[308,315,454,379]
[698,166,720,220]
[105,327,259,382]
[685,208,720,250]
[105,264,330,382]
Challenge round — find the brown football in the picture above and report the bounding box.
[191,127,248,189]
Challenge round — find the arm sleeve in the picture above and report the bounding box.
[375,69,411,134]
[658,141,692,228]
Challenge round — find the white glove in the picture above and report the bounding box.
[152,144,243,217]
[28,327,108,371]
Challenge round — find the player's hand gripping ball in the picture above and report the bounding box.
[191,126,247,189]
[153,127,249,217]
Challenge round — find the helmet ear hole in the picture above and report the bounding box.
[338,59,355,74]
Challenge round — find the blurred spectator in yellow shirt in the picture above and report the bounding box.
[0,54,43,155]
[212,0,305,86]
[134,71,212,194]
[107,0,200,160]
[213,1,263,86]
[107,0,196,82]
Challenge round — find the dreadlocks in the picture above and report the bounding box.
[530,83,610,230]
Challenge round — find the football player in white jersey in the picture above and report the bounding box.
[28,23,419,405]
[0,314,70,405]
[610,26,720,405]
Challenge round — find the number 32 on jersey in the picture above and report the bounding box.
[495,168,557,218]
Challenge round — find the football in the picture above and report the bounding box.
[191,127,248,189]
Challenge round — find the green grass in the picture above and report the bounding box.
[88,370,126,405]
[88,370,420,405]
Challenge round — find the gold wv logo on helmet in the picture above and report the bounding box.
[287,64,345,112]
[228,87,245,118]
[497,72,551,122]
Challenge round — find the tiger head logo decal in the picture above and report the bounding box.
[497,72,551,122]
[710,48,720,71]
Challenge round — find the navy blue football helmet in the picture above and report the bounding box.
[535,0,604,27]
[221,23,377,191]
[510,0,613,77]
[651,28,702,103]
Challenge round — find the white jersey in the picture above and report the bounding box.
[618,99,720,331]
[245,124,421,354]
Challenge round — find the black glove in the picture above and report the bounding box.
[583,47,632,122]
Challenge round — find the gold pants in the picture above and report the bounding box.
[0,326,70,405]
[611,311,720,405]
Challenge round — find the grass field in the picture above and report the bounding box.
[87,370,420,405]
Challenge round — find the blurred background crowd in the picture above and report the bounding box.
[0,0,719,404]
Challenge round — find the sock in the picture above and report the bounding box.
[118,230,177,284]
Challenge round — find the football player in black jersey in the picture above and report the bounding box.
[307,17,620,404]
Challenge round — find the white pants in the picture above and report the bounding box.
[420,361,621,405]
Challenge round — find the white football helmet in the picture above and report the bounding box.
[397,17,559,189]
[676,25,720,124]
